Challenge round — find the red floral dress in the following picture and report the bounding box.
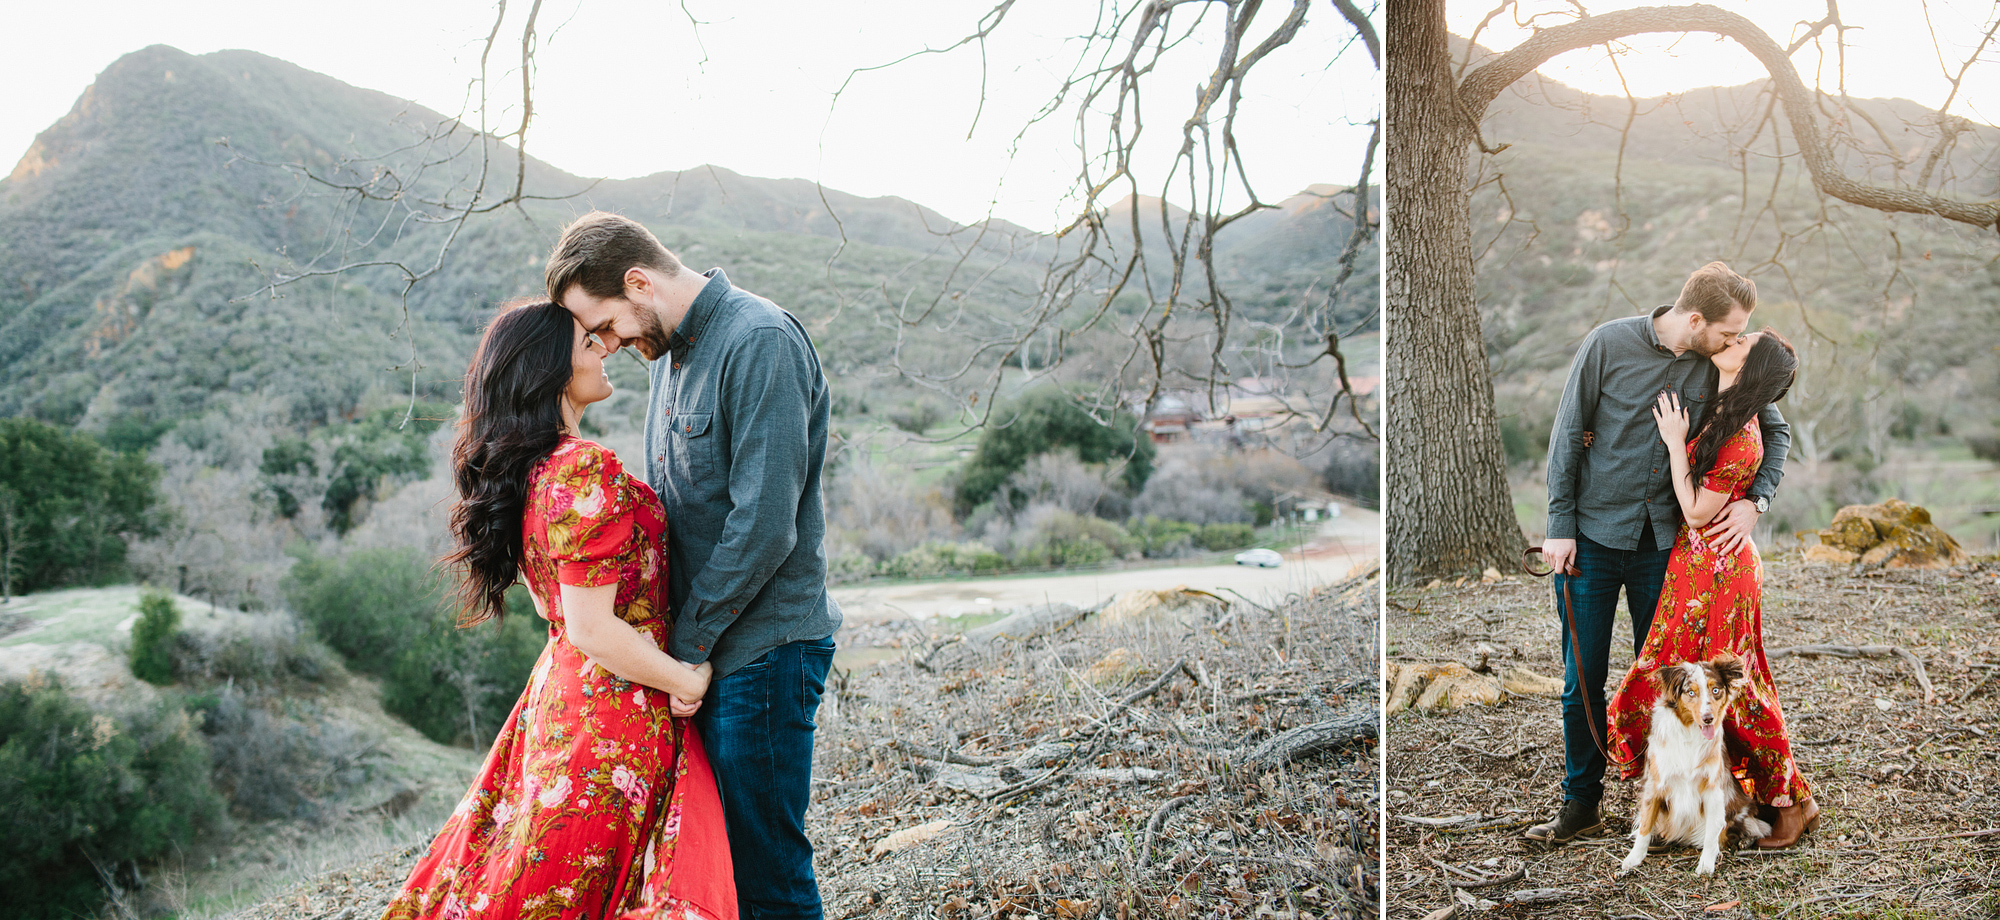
[1606,419,1811,806]
[385,437,736,920]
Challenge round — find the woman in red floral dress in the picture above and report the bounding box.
[1606,329,1819,849]
[384,301,735,920]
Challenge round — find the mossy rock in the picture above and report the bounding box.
[1816,499,1966,570]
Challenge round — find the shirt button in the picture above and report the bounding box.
[685,424,692,433]
[674,362,683,369]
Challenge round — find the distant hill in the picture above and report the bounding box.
[1451,35,2000,536]
[0,45,1361,434]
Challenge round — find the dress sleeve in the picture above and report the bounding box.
[543,443,638,586]
[1697,422,1761,497]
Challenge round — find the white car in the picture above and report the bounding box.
[1233,548,1283,568]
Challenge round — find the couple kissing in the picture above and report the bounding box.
[1527,261,1819,855]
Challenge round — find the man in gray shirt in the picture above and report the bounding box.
[549,211,841,919]
[1525,261,1788,844]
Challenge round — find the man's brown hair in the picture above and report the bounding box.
[545,211,684,304]
[1672,261,1756,322]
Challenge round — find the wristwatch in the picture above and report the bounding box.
[1750,495,1770,514]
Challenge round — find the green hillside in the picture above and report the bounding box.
[1458,43,2000,547]
[0,45,1365,437]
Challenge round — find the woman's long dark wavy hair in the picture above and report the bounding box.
[1689,327,1798,484]
[444,300,576,625]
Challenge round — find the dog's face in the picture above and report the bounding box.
[1651,653,1747,740]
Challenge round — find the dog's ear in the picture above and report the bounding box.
[1711,652,1746,688]
[1657,663,1689,699]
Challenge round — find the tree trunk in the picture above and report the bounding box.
[1384,0,1526,585]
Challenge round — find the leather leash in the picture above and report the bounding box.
[1522,547,1637,772]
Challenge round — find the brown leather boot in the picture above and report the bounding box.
[1756,797,1821,849]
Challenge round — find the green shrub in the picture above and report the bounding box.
[1194,523,1256,551]
[1131,515,1198,558]
[286,546,443,675]
[881,541,1009,579]
[0,418,161,597]
[826,551,879,584]
[382,585,547,748]
[0,679,224,918]
[172,612,341,688]
[1013,509,1135,568]
[187,685,373,819]
[129,590,181,685]
[290,546,545,747]
[955,387,1154,515]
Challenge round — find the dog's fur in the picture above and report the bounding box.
[1617,653,1772,875]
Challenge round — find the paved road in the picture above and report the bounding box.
[831,507,1378,623]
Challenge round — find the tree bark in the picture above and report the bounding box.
[1384,0,1526,584]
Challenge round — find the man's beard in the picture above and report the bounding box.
[631,304,673,361]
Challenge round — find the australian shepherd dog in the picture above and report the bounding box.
[1617,653,1772,876]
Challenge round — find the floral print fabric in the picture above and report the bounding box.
[384,437,735,920]
[1605,419,1810,806]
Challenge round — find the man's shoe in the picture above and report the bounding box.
[1523,799,1606,843]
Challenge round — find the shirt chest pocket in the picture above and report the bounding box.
[670,411,718,482]
[1680,386,1713,423]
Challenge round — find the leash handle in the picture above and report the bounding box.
[1523,546,1638,772]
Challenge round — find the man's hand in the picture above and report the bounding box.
[1539,538,1579,577]
[1702,499,1760,555]
[668,695,703,718]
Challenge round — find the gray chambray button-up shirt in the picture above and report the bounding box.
[1545,304,1789,551]
[644,269,840,677]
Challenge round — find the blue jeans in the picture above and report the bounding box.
[1553,533,1669,804]
[695,635,835,920]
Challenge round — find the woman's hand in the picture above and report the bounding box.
[666,660,712,717]
[1652,390,1691,447]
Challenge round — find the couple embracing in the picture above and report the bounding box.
[1527,262,1819,852]
[384,212,839,920]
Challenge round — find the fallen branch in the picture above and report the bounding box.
[1236,706,1375,767]
[1398,813,1482,827]
[1137,794,1200,869]
[1876,826,2000,844]
[1446,865,1525,890]
[1082,659,1188,735]
[883,739,1008,768]
[1768,644,1935,704]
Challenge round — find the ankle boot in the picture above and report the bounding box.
[1756,796,1821,849]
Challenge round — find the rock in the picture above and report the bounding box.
[871,819,954,859]
[1811,500,1967,570]
[1084,647,1144,687]
[1802,544,1860,566]
[1097,587,1224,628]
[1499,666,1564,696]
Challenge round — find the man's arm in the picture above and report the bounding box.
[1702,403,1789,554]
[1541,330,1605,573]
[1746,403,1788,503]
[668,327,814,663]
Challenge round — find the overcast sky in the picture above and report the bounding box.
[1448,0,2000,127]
[2,0,1379,230]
